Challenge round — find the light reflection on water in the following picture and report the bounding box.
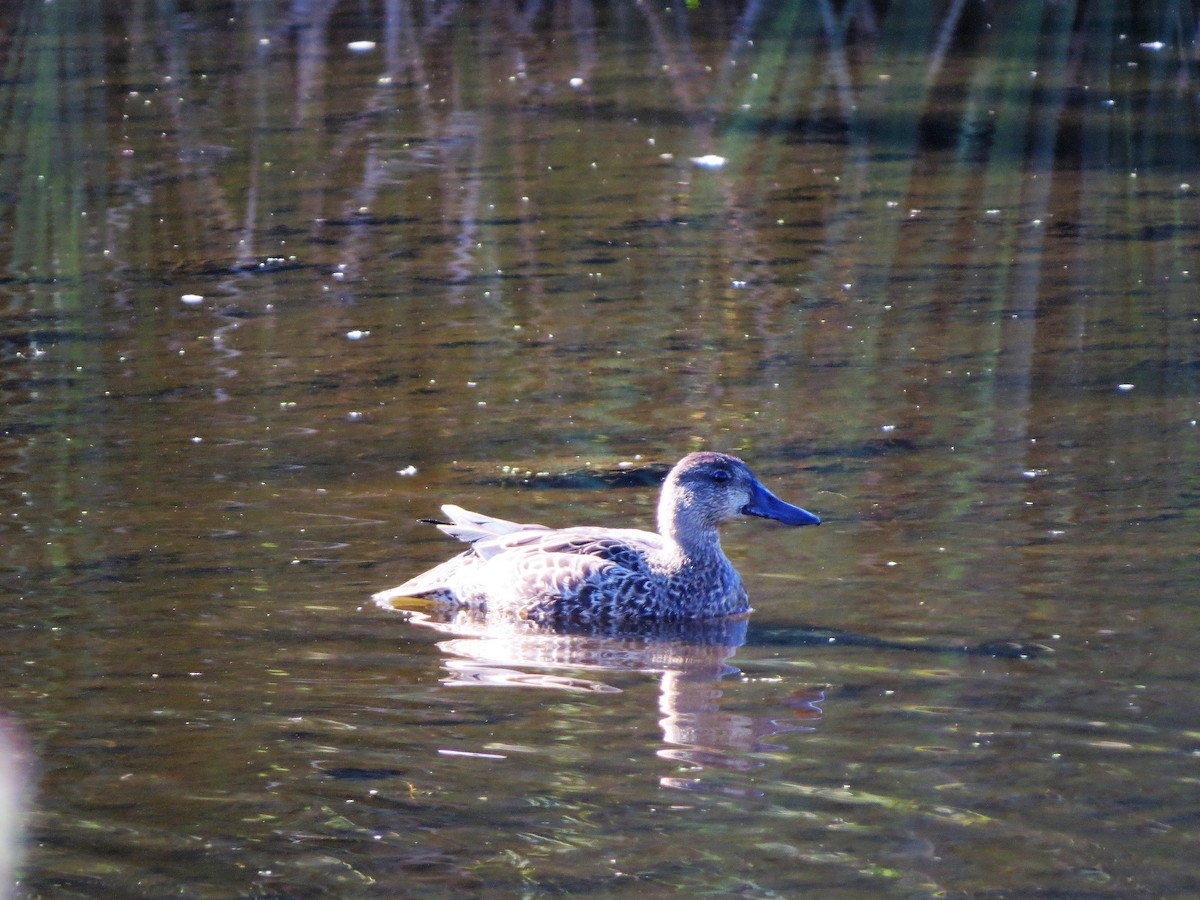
[1,0,1198,897]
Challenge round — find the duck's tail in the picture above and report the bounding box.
[432,504,535,544]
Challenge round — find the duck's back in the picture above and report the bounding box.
[377,521,673,621]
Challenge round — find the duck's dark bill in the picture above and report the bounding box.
[742,482,821,526]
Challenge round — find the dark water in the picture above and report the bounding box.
[2,1,1199,896]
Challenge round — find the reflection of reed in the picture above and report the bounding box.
[55,0,1198,328]
[0,0,113,579]
[7,1,1198,287]
[2,1,1196,570]
[395,603,824,795]
[0,0,105,283]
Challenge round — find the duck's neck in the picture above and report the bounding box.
[658,499,727,565]
[658,502,748,616]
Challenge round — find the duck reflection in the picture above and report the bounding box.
[391,602,824,794]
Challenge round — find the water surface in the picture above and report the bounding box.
[2,1,1198,896]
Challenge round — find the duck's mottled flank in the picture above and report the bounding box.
[373,452,820,625]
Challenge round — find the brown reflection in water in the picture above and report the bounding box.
[0,0,1194,491]
[391,602,824,797]
[0,1,1198,897]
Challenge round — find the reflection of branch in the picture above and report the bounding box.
[568,0,599,82]
[632,0,707,118]
[291,0,340,128]
[928,0,969,82]
[817,0,856,122]
[320,0,437,285]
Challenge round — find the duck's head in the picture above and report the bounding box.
[658,452,820,546]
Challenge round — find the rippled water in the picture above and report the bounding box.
[2,1,1199,897]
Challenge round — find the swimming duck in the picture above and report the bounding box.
[373,452,820,625]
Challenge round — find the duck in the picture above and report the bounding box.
[372,451,820,625]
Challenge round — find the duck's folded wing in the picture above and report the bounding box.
[474,526,662,567]
[500,547,662,624]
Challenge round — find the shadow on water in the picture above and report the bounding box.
[750,622,1050,660]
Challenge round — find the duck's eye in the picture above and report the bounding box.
[710,468,732,483]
